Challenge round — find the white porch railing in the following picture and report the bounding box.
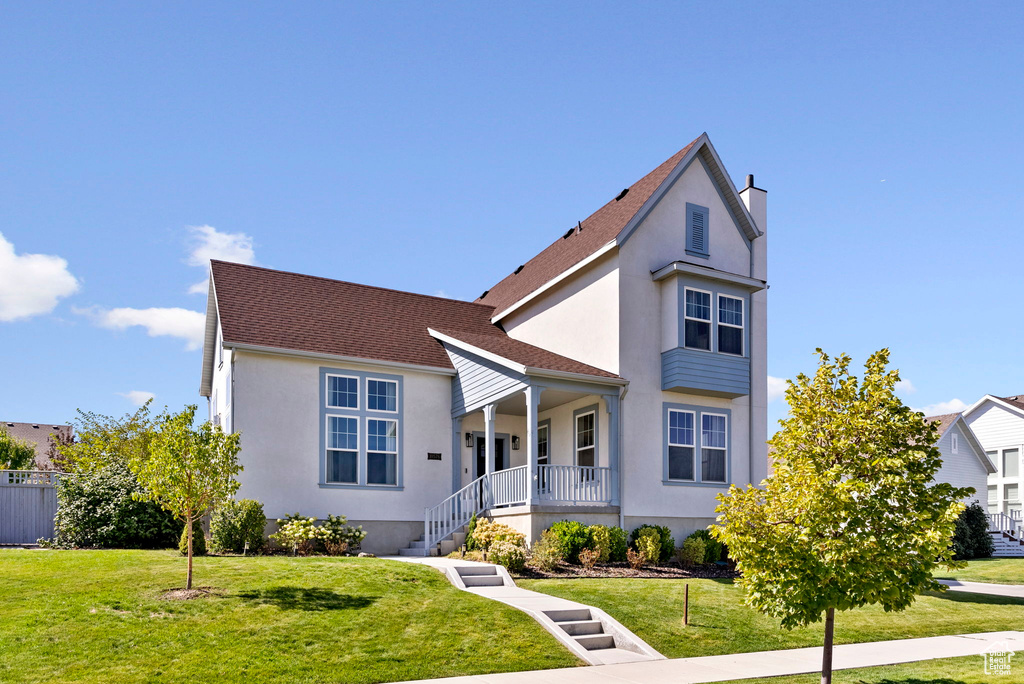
[989,512,1024,540]
[423,464,614,551]
[537,464,612,504]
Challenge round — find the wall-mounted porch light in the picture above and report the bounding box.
[511,435,520,451]
[465,432,473,448]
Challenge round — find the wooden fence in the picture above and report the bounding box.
[0,470,62,545]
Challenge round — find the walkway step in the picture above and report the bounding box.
[456,565,498,576]
[461,575,505,587]
[544,608,592,623]
[557,619,604,636]
[574,633,615,650]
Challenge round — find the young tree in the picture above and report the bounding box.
[130,405,242,589]
[712,349,970,684]
[0,426,36,470]
[56,401,156,473]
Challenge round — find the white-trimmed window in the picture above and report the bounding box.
[684,288,712,351]
[327,416,358,484]
[576,411,595,467]
[327,375,359,409]
[717,295,744,356]
[701,413,728,483]
[367,379,398,412]
[951,433,959,454]
[667,409,696,481]
[538,424,549,465]
[1004,448,1020,478]
[366,418,398,485]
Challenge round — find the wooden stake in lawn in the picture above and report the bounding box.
[129,405,242,590]
[710,349,970,684]
[684,583,689,627]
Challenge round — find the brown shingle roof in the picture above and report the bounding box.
[477,138,701,315]
[1000,395,1024,411]
[211,261,622,381]
[925,413,960,437]
[431,327,621,381]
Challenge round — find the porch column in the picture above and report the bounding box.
[451,416,462,493]
[605,394,620,507]
[483,403,496,478]
[525,385,543,506]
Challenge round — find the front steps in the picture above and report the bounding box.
[398,530,466,557]
[546,608,616,651]
[991,531,1024,557]
[456,564,508,588]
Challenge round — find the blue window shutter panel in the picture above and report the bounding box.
[686,203,710,258]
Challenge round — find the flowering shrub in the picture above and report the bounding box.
[271,516,321,555]
[469,519,524,551]
[529,530,562,572]
[488,539,526,572]
[635,527,661,565]
[320,514,366,552]
[578,547,600,570]
[626,547,646,569]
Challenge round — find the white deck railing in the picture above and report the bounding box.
[423,463,614,551]
[988,512,1024,540]
[0,470,64,486]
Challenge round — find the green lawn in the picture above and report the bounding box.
[517,577,1024,659]
[938,557,1024,585]
[1,549,579,683]
[716,655,1018,683]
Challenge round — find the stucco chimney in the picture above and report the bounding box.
[739,174,766,235]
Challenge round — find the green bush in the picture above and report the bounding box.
[635,527,661,564]
[210,499,266,554]
[548,520,591,564]
[489,539,526,572]
[588,525,611,563]
[529,530,562,572]
[469,519,525,551]
[608,526,628,562]
[686,529,724,563]
[179,520,207,556]
[677,537,705,566]
[465,512,479,551]
[51,463,180,548]
[630,524,674,562]
[320,514,366,552]
[953,501,994,560]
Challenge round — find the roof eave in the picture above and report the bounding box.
[964,394,1024,420]
[224,341,458,376]
[651,261,767,291]
[199,278,219,398]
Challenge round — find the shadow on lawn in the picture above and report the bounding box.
[236,586,378,611]
[923,589,1024,607]
[872,680,967,684]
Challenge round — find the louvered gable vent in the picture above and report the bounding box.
[686,202,710,257]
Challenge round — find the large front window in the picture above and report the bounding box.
[664,403,729,485]
[684,288,711,351]
[322,370,401,487]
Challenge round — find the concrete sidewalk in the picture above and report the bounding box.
[939,579,1024,599]
[406,631,1024,683]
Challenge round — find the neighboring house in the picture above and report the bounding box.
[925,413,994,503]
[200,133,769,555]
[1,422,72,471]
[963,395,1024,518]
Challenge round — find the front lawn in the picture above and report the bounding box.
[517,577,1024,659]
[938,557,1024,585]
[716,655,1017,683]
[1,550,579,683]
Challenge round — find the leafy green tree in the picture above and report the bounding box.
[712,349,969,684]
[129,405,242,589]
[0,426,36,470]
[56,401,156,473]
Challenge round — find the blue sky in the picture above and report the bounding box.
[1,2,1021,432]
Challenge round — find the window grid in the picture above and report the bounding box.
[717,295,744,356]
[326,375,359,409]
[576,411,595,468]
[667,409,696,482]
[326,415,359,484]
[684,288,712,351]
[367,379,398,412]
[366,418,398,486]
[701,413,728,483]
[537,425,549,465]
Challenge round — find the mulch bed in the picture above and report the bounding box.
[513,561,738,580]
[159,586,221,601]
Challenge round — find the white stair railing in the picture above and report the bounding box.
[424,473,493,552]
[988,512,1024,540]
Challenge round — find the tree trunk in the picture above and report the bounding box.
[821,607,835,684]
[186,512,194,590]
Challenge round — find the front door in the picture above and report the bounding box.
[475,436,505,478]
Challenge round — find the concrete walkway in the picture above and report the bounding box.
[406,631,1024,683]
[939,579,1024,599]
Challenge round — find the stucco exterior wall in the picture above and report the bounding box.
[231,350,455,525]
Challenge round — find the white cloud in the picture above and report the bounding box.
[895,379,917,394]
[767,376,788,403]
[433,289,449,299]
[119,390,155,406]
[912,398,968,416]
[186,225,256,294]
[0,232,80,321]
[76,306,205,350]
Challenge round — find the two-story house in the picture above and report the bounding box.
[964,395,1024,518]
[199,134,769,555]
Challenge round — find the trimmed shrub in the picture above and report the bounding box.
[51,463,180,549]
[548,520,591,564]
[626,547,646,569]
[320,514,366,552]
[210,499,266,554]
[686,529,724,563]
[630,524,674,562]
[489,539,526,572]
[529,530,562,572]
[635,527,661,564]
[608,526,628,562]
[179,520,207,556]
[588,525,611,563]
[469,519,524,551]
[953,501,995,560]
[677,537,705,566]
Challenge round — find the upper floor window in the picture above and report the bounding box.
[1005,449,1020,478]
[327,375,359,409]
[686,203,710,258]
[717,295,744,356]
[367,379,398,412]
[684,288,712,351]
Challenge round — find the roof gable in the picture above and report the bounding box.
[964,394,1024,420]
[927,412,995,473]
[477,134,760,320]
